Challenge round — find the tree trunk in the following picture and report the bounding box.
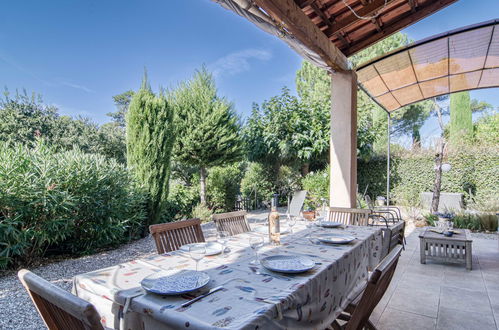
[301,162,310,176]
[200,166,207,205]
[431,140,445,213]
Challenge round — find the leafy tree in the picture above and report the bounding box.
[171,67,243,205]
[245,87,329,173]
[450,91,472,144]
[126,76,176,225]
[0,89,59,145]
[107,90,134,128]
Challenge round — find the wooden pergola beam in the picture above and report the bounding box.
[254,0,348,72]
[324,0,398,39]
[343,0,458,56]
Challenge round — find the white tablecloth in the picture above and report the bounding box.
[73,221,382,330]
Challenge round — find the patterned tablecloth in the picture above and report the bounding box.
[73,221,383,330]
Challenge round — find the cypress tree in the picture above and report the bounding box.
[450,91,472,144]
[171,67,243,205]
[126,74,175,224]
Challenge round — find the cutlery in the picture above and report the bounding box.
[181,286,223,307]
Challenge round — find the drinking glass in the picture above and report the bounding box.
[189,245,206,271]
[249,236,264,265]
[217,231,230,258]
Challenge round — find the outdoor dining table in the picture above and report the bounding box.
[72,221,383,330]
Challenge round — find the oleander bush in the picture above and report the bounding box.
[301,167,329,209]
[207,163,245,212]
[0,140,147,269]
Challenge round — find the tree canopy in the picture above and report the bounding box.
[126,76,176,225]
[171,67,243,204]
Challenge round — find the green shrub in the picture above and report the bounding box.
[162,182,199,222]
[0,140,147,269]
[358,146,499,207]
[207,163,244,212]
[191,203,212,222]
[240,162,274,207]
[423,213,438,226]
[301,168,329,209]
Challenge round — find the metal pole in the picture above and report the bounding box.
[386,112,391,206]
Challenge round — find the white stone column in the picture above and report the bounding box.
[330,70,357,208]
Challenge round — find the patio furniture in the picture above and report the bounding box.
[419,228,472,270]
[381,221,406,259]
[328,207,372,226]
[287,190,307,219]
[18,269,103,330]
[420,192,464,212]
[331,245,403,330]
[149,218,205,254]
[73,221,384,329]
[365,195,402,223]
[212,210,251,236]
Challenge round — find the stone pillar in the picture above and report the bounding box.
[330,70,357,208]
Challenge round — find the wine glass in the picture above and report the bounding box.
[189,245,206,271]
[288,216,297,234]
[249,236,264,265]
[217,231,230,258]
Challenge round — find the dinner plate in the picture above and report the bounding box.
[252,226,290,235]
[179,242,223,256]
[317,221,343,228]
[316,233,356,244]
[260,255,315,273]
[141,270,210,295]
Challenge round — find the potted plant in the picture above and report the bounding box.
[302,199,316,220]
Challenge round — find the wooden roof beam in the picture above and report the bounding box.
[343,0,458,56]
[324,0,398,38]
[254,0,349,71]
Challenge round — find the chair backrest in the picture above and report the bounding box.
[327,207,372,226]
[288,190,307,217]
[380,221,405,259]
[364,195,375,209]
[18,269,103,330]
[346,245,403,330]
[389,221,405,251]
[212,210,251,236]
[149,218,205,254]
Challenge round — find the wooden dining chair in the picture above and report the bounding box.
[330,245,403,330]
[18,269,103,330]
[327,207,372,226]
[212,210,251,236]
[149,218,205,254]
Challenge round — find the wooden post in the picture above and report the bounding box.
[330,70,357,208]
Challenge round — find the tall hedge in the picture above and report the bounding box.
[0,141,147,269]
[358,146,499,207]
[126,79,175,225]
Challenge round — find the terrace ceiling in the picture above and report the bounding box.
[214,0,458,72]
[356,19,499,112]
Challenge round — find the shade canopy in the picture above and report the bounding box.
[356,19,499,112]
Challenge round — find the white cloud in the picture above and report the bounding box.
[59,81,95,93]
[209,49,272,77]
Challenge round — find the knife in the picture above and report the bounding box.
[181,286,224,307]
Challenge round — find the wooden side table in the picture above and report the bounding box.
[419,228,473,270]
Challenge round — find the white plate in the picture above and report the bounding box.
[252,226,290,235]
[317,221,343,228]
[316,233,356,244]
[141,270,210,295]
[179,242,223,256]
[260,255,315,273]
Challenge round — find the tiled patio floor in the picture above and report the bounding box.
[371,228,499,330]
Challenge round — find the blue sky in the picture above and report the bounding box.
[1,0,498,141]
